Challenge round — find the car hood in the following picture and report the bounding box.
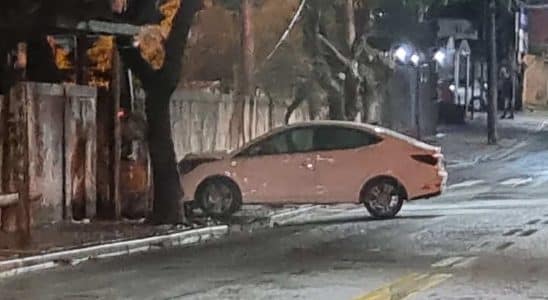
[183,151,229,160]
[178,151,228,175]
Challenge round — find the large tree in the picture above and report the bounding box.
[293,0,506,146]
[120,0,203,224]
[0,0,203,225]
[299,0,425,123]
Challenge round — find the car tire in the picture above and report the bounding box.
[196,178,242,219]
[361,178,405,219]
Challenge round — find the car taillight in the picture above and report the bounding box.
[412,154,438,166]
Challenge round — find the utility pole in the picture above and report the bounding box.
[415,66,421,140]
[487,0,498,144]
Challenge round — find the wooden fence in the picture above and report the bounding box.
[169,89,309,160]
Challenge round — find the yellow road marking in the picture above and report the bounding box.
[353,272,453,300]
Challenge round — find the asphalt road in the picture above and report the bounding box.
[2,127,548,299]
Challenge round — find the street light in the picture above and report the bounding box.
[411,54,422,140]
[433,50,446,65]
[394,46,409,63]
[410,53,421,66]
[392,43,424,139]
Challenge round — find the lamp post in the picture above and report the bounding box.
[393,45,423,139]
[410,53,422,140]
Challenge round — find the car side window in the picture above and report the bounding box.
[243,133,289,157]
[313,126,380,151]
[238,128,314,157]
[288,128,314,153]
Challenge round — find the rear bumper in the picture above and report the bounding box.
[408,169,447,201]
[410,191,442,201]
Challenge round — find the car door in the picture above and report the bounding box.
[312,125,382,203]
[230,127,317,204]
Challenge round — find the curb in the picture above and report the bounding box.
[0,225,228,279]
[0,205,323,279]
[268,205,319,227]
[226,205,321,233]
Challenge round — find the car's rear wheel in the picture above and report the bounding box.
[196,178,241,219]
[361,178,405,219]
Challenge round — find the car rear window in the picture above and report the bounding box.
[313,126,380,151]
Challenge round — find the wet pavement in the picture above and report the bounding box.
[2,114,548,299]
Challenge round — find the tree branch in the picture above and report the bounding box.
[353,34,394,69]
[317,33,352,69]
[265,0,306,61]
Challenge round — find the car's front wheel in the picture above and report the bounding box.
[361,178,405,219]
[196,178,241,219]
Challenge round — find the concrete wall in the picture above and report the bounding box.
[169,89,310,160]
[523,54,548,108]
[1,83,97,231]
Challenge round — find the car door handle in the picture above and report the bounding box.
[316,155,334,163]
[301,161,314,170]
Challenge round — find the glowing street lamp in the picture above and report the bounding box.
[410,53,421,66]
[433,50,446,65]
[394,46,409,63]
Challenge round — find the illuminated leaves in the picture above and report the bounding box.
[135,0,181,70]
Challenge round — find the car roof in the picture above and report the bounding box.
[237,121,378,150]
[276,120,399,138]
[276,121,439,151]
[232,120,438,155]
[283,120,379,132]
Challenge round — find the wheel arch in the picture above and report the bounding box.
[359,175,409,202]
[194,175,242,201]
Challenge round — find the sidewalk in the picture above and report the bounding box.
[0,221,192,260]
[0,205,318,278]
[425,112,548,168]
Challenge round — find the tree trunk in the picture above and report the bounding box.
[120,0,202,224]
[344,70,360,121]
[487,0,498,144]
[229,0,254,149]
[342,0,359,121]
[314,60,345,120]
[303,3,345,121]
[285,95,304,125]
[146,88,181,223]
[343,0,356,52]
[327,94,345,120]
[363,81,384,124]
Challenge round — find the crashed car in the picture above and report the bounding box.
[178,121,447,219]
